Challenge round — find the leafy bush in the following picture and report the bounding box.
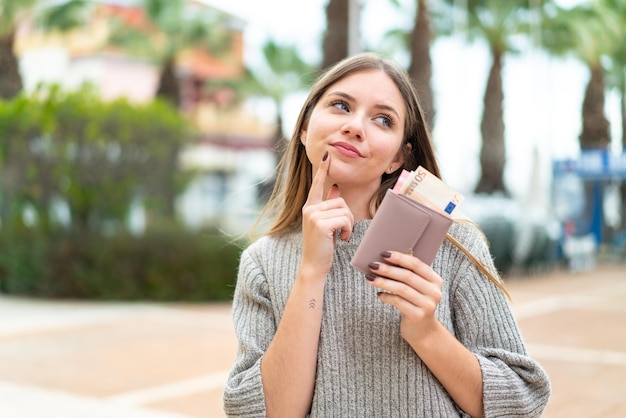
[517,224,559,274]
[0,85,192,233]
[0,85,243,301]
[478,215,516,276]
[0,225,243,301]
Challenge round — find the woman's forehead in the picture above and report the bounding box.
[322,70,406,116]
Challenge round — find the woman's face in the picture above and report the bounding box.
[301,69,406,192]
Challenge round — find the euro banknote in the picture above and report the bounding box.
[392,166,464,215]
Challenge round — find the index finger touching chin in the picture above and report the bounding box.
[306,150,330,204]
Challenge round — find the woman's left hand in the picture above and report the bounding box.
[366,251,443,342]
[367,252,485,417]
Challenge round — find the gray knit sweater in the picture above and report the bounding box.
[223,220,551,417]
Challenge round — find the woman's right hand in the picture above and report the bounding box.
[300,151,354,277]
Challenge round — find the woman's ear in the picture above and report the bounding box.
[391,142,411,171]
[300,129,307,145]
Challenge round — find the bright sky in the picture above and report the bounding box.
[200,0,611,202]
[201,0,325,55]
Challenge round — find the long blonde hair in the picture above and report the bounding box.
[252,52,509,298]
[256,52,438,236]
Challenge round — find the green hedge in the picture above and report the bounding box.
[478,216,515,276]
[0,226,243,301]
[0,85,192,233]
[0,85,247,301]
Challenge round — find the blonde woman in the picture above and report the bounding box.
[223,52,550,417]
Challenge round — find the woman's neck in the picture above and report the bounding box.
[334,184,379,221]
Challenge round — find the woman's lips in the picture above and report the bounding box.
[332,142,362,158]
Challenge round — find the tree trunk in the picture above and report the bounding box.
[578,64,610,241]
[579,64,610,149]
[620,82,626,230]
[321,0,349,70]
[0,31,23,100]
[156,59,181,108]
[622,85,626,151]
[474,49,507,195]
[408,0,435,131]
[258,111,285,205]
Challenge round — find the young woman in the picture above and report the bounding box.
[223,52,551,417]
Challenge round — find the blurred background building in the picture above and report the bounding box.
[12,0,277,233]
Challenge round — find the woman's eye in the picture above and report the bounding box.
[331,100,349,112]
[376,114,394,128]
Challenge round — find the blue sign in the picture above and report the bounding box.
[554,150,626,180]
[552,149,626,246]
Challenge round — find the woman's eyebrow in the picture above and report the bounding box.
[374,103,400,120]
[326,91,401,119]
[327,91,354,101]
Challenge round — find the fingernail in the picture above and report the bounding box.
[365,273,376,281]
[368,262,379,270]
[322,151,328,161]
[381,251,392,258]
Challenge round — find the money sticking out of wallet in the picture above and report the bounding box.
[350,166,464,272]
[392,166,464,217]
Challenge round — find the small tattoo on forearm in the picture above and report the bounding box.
[308,299,316,309]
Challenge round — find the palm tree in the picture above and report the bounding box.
[0,0,91,224]
[594,0,626,230]
[407,0,436,130]
[542,2,619,150]
[601,0,626,151]
[376,0,441,130]
[0,0,89,99]
[239,40,315,201]
[542,1,620,239]
[254,40,315,155]
[321,0,350,69]
[444,0,549,195]
[108,0,234,107]
[0,0,32,99]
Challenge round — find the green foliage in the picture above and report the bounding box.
[479,216,559,276]
[0,225,49,294]
[107,0,236,106]
[518,225,558,275]
[108,0,233,61]
[0,0,39,34]
[35,0,92,32]
[440,0,549,50]
[1,0,93,99]
[478,216,515,275]
[215,39,316,108]
[0,84,192,231]
[0,85,243,301]
[542,1,621,66]
[0,225,243,301]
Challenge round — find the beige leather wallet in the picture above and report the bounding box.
[351,189,453,273]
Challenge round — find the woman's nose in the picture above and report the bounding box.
[341,114,364,140]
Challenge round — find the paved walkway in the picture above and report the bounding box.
[0,264,625,418]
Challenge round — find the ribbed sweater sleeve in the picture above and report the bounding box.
[443,222,551,417]
[223,239,272,417]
